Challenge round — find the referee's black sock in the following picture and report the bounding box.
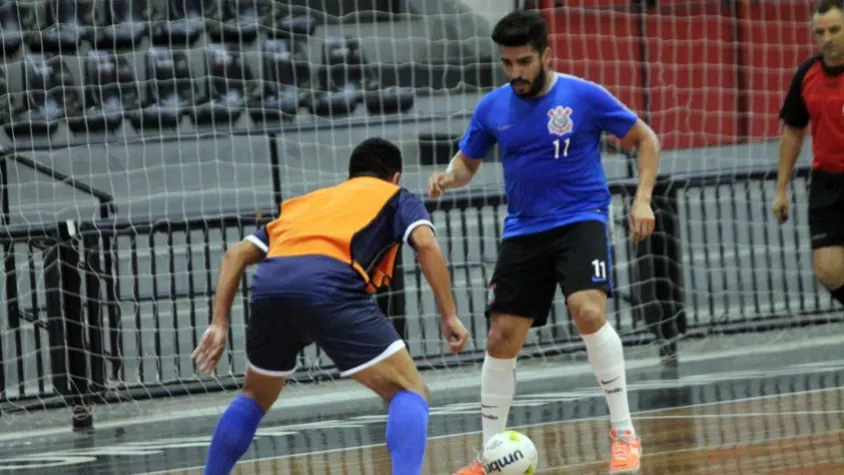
[831,285,844,307]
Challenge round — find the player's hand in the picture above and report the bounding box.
[441,316,469,354]
[629,198,656,244]
[191,324,228,375]
[771,191,789,223]
[428,171,454,198]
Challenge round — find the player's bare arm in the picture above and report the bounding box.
[622,119,661,243]
[773,125,807,223]
[428,151,483,198]
[192,239,265,374]
[409,224,469,353]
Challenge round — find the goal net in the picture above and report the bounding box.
[0,0,838,436]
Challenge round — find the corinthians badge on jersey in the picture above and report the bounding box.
[547,105,574,136]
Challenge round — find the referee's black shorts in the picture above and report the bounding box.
[808,169,844,250]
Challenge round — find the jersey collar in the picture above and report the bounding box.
[820,58,844,77]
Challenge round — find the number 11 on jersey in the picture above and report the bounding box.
[554,138,570,159]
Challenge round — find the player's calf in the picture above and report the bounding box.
[351,347,429,475]
[812,246,844,306]
[203,368,287,475]
[569,290,639,455]
[480,314,532,449]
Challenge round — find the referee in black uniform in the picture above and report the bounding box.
[774,0,844,307]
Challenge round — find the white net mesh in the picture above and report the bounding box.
[0,0,839,435]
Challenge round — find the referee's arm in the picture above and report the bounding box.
[774,65,812,222]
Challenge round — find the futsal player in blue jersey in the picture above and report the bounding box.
[433,11,661,475]
[192,138,469,475]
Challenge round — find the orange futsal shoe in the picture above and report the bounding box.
[452,458,484,475]
[609,429,642,473]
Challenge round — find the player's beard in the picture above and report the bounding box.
[511,65,547,98]
[823,43,844,66]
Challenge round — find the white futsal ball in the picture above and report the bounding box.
[481,430,539,474]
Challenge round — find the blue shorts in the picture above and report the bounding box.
[245,297,405,378]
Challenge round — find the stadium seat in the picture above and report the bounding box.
[249,39,303,122]
[150,0,211,47]
[96,0,149,50]
[127,48,195,130]
[361,68,414,115]
[265,1,315,37]
[5,54,80,137]
[192,43,251,125]
[206,0,267,45]
[274,15,316,37]
[0,0,23,57]
[306,36,362,117]
[27,0,93,53]
[67,50,137,133]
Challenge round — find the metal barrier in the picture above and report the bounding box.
[1,163,840,430]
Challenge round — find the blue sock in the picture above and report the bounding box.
[203,394,265,475]
[385,390,429,475]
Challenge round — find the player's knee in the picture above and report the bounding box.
[241,382,285,413]
[813,259,844,290]
[486,326,521,359]
[568,299,606,333]
[353,349,427,402]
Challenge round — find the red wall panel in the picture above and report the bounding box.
[643,3,739,150]
[536,0,817,150]
[739,1,816,139]
[541,1,646,145]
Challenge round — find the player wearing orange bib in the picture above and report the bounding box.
[192,138,469,475]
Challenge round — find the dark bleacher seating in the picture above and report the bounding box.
[307,36,361,117]
[67,50,137,133]
[5,54,81,137]
[207,0,267,45]
[128,48,195,130]
[27,0,94,53]
[0,0,23,57]
[308,35,413,117]
[249,39,303,122]
[192,43,251,125]
[151,0,212,47]
[96,0,149,50]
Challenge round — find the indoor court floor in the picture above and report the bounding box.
[2,335,844,474]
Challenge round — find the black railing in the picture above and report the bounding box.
[2,162,840,431]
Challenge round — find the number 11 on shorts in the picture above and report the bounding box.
[592,259,607,282]
[554,138,570,159]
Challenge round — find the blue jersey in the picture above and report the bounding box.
[459,73,638,239]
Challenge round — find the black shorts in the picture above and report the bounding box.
[808,170,844,249]
[485,219,613,327]
[246,296,405,378]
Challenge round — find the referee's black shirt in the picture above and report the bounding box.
[780,54,844,174]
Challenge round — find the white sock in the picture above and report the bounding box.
[481,353,517,446]
[581,322,635,436]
